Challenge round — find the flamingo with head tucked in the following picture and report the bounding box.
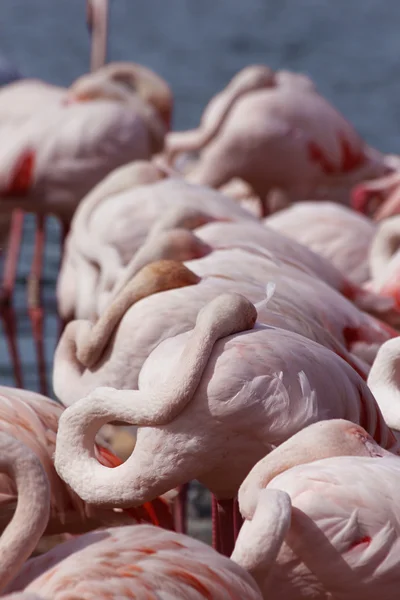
[0,62,172,225]
[104,205,392,322]
[57,169,256,320]
[0,434,261,599]
[165,65,389,216]
[54,293,397,561]
[54,244,399,408]
[0,385,172,539]
[233,419,400,599]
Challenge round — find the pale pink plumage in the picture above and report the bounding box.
[57,170,255,319]
[4,525,262,599]
[53,247,398,407]
[265,201,376,285]
[165,66,388,215]
[0,386,172,536]
[0,63,172,222]
[54,294,397,514]
[235,420,400,599]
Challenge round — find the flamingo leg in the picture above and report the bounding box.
[27,215,48,396]
[215,497,235,557]
[87,0,109,72]
[0,209,25,387]
[173,483,189,534]
[211,494,219,551]
[0,305,23,388]
[58,219,70,338]
[0,209,24,304]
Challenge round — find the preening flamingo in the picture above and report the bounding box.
[54,294,396,529]
[0,386,172,537]
[165,65,389,215]
[233,419,400,599]
[265,201,376,285]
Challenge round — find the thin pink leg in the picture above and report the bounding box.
[0,209,24,304]
[27,215,47,396]
[0,209,25,387]
[216,498,235,557]
[58,219,70,338]
[173,483,188,534]
[0,305,23,388]
[212,495,220,552]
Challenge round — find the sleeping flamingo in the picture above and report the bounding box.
[234,419,400,599]
[265,201,376,285]
[0,434,261,598]
[57,168,255,319]
[0,62,172,224]
[57,159,169,320]
[0,385,172,538]
[165,65,389,216]
[103,206,393,322]
[53,248,398,407]
[54,293,397,560]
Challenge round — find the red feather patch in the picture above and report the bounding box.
[3,149,35,196]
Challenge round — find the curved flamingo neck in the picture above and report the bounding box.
[166,69,275,162]
[232,489,291,582]
[0,434,50,593]
[238,420,390,520]
[76,260,201,368]
[108,230,210,304]
[55,293,257,506]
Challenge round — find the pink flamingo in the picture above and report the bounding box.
[165,65,389,216]
[57,167,255,320]
[0,385,173,537]
[104,206,392,321]
[0,434,261,598]
[265,201,376,286]
[54,293,397,556]
[234,419,400,599]
[0,62,172,225]
[53,246,397,407]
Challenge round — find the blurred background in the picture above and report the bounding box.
[0,0,398,388]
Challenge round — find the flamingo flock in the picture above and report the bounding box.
[3,1,400,598]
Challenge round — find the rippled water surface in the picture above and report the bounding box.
[0,0,399,390]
